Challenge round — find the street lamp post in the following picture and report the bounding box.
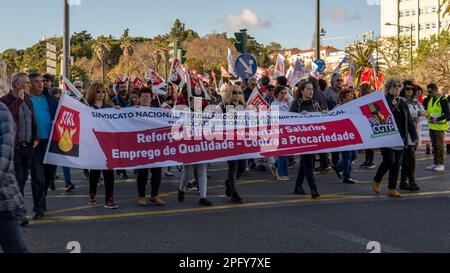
[63,0,70,80]
[385,22,413,70]
[315,0,321,60]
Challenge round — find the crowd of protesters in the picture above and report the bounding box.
[1,69,449,252]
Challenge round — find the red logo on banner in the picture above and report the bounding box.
[360,100,396,137]
[49,106,80,157]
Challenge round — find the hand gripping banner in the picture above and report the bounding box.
[44,92,404,170]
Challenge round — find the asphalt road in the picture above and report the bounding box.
[10,148,450,253]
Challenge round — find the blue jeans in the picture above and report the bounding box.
[336,151,357,180]
[62,166,71,183]
[275,156,288,177]
[0,212,29,253]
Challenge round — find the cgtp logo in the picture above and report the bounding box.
[49,106,80,157]
[360,100,396,138]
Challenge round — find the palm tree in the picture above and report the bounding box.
[120,38,134,75]
[92,36,111,84]
[343,40,384,88]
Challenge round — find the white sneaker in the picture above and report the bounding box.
[165,170,173,177]
[277,176,290,181]
[268,164,278,178]
[433,165,445,171]
[426,164,437,170]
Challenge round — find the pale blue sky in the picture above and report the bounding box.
[0,0,381,52]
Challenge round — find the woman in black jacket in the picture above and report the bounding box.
[290,80,326,199]
[372,77,418,198]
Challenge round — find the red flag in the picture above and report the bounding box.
[169,58,182,83]
[360,68,373,84]
[221,66,232,78]
[211,70,218,89]
[246,88,270,110]
[374,71,384,90]
[131,76,144,88]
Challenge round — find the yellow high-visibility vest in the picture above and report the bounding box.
[428,96,449,131]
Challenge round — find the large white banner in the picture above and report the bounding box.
[44,92,404,170]
[419,119,450,145]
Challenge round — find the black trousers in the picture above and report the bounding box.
[227,160,246,194]
[136,168,162,197]
[401,146,416,184]
[331,152,340,166]
[319,153,330,170]
[89,170,115,201]
[296,154,317,192]
[29,141,48,213]
[365,149,375,164]
[374,148,402,190]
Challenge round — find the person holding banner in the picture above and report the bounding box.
[399,81,426,192]
[289,80,324,198]
[112,81,130,179]
[422,83,450,172]
[271,86,290,181]
[128,88,140,107]
[133,87,166,206]
[178,89,213,207]
[85,82,119,209]
[359,83,376,169]
[218,85,247,203]
[332,89,357,184]
[372,78,418,198]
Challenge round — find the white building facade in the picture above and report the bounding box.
[381,0,449,47]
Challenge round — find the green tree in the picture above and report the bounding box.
[71,30,93,60]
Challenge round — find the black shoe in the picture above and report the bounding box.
[294,186,306,195]
[231,192,242,203]
[409,183,420,192]
[19,215,29,227]
[249,162,256,170]
[360,162,368,168]
[199,198,213,206]
[49,182,56,191]
[33,212,44,220]
[257,165,267,171]
[64,182,75,192]
[225,180,232,197]
[178,190,185,202]
[343,179,356,184]
[83,169,90,178]
[119,172,128,179]
[332,165,343,179]
[311,190,320,199]
[399,182,410,190]
[426,148,431,154]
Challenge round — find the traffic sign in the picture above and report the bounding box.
[234,54,258,79]
[314,59,326,73]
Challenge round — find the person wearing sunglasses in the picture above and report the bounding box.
[399,81,426,192]
[217,85,247,203]
[85,82,119,209]
[422,83,450,172]
[372,78,418,198]
[243,77,258,101]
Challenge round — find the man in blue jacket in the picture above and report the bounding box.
[28,73,59,219]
